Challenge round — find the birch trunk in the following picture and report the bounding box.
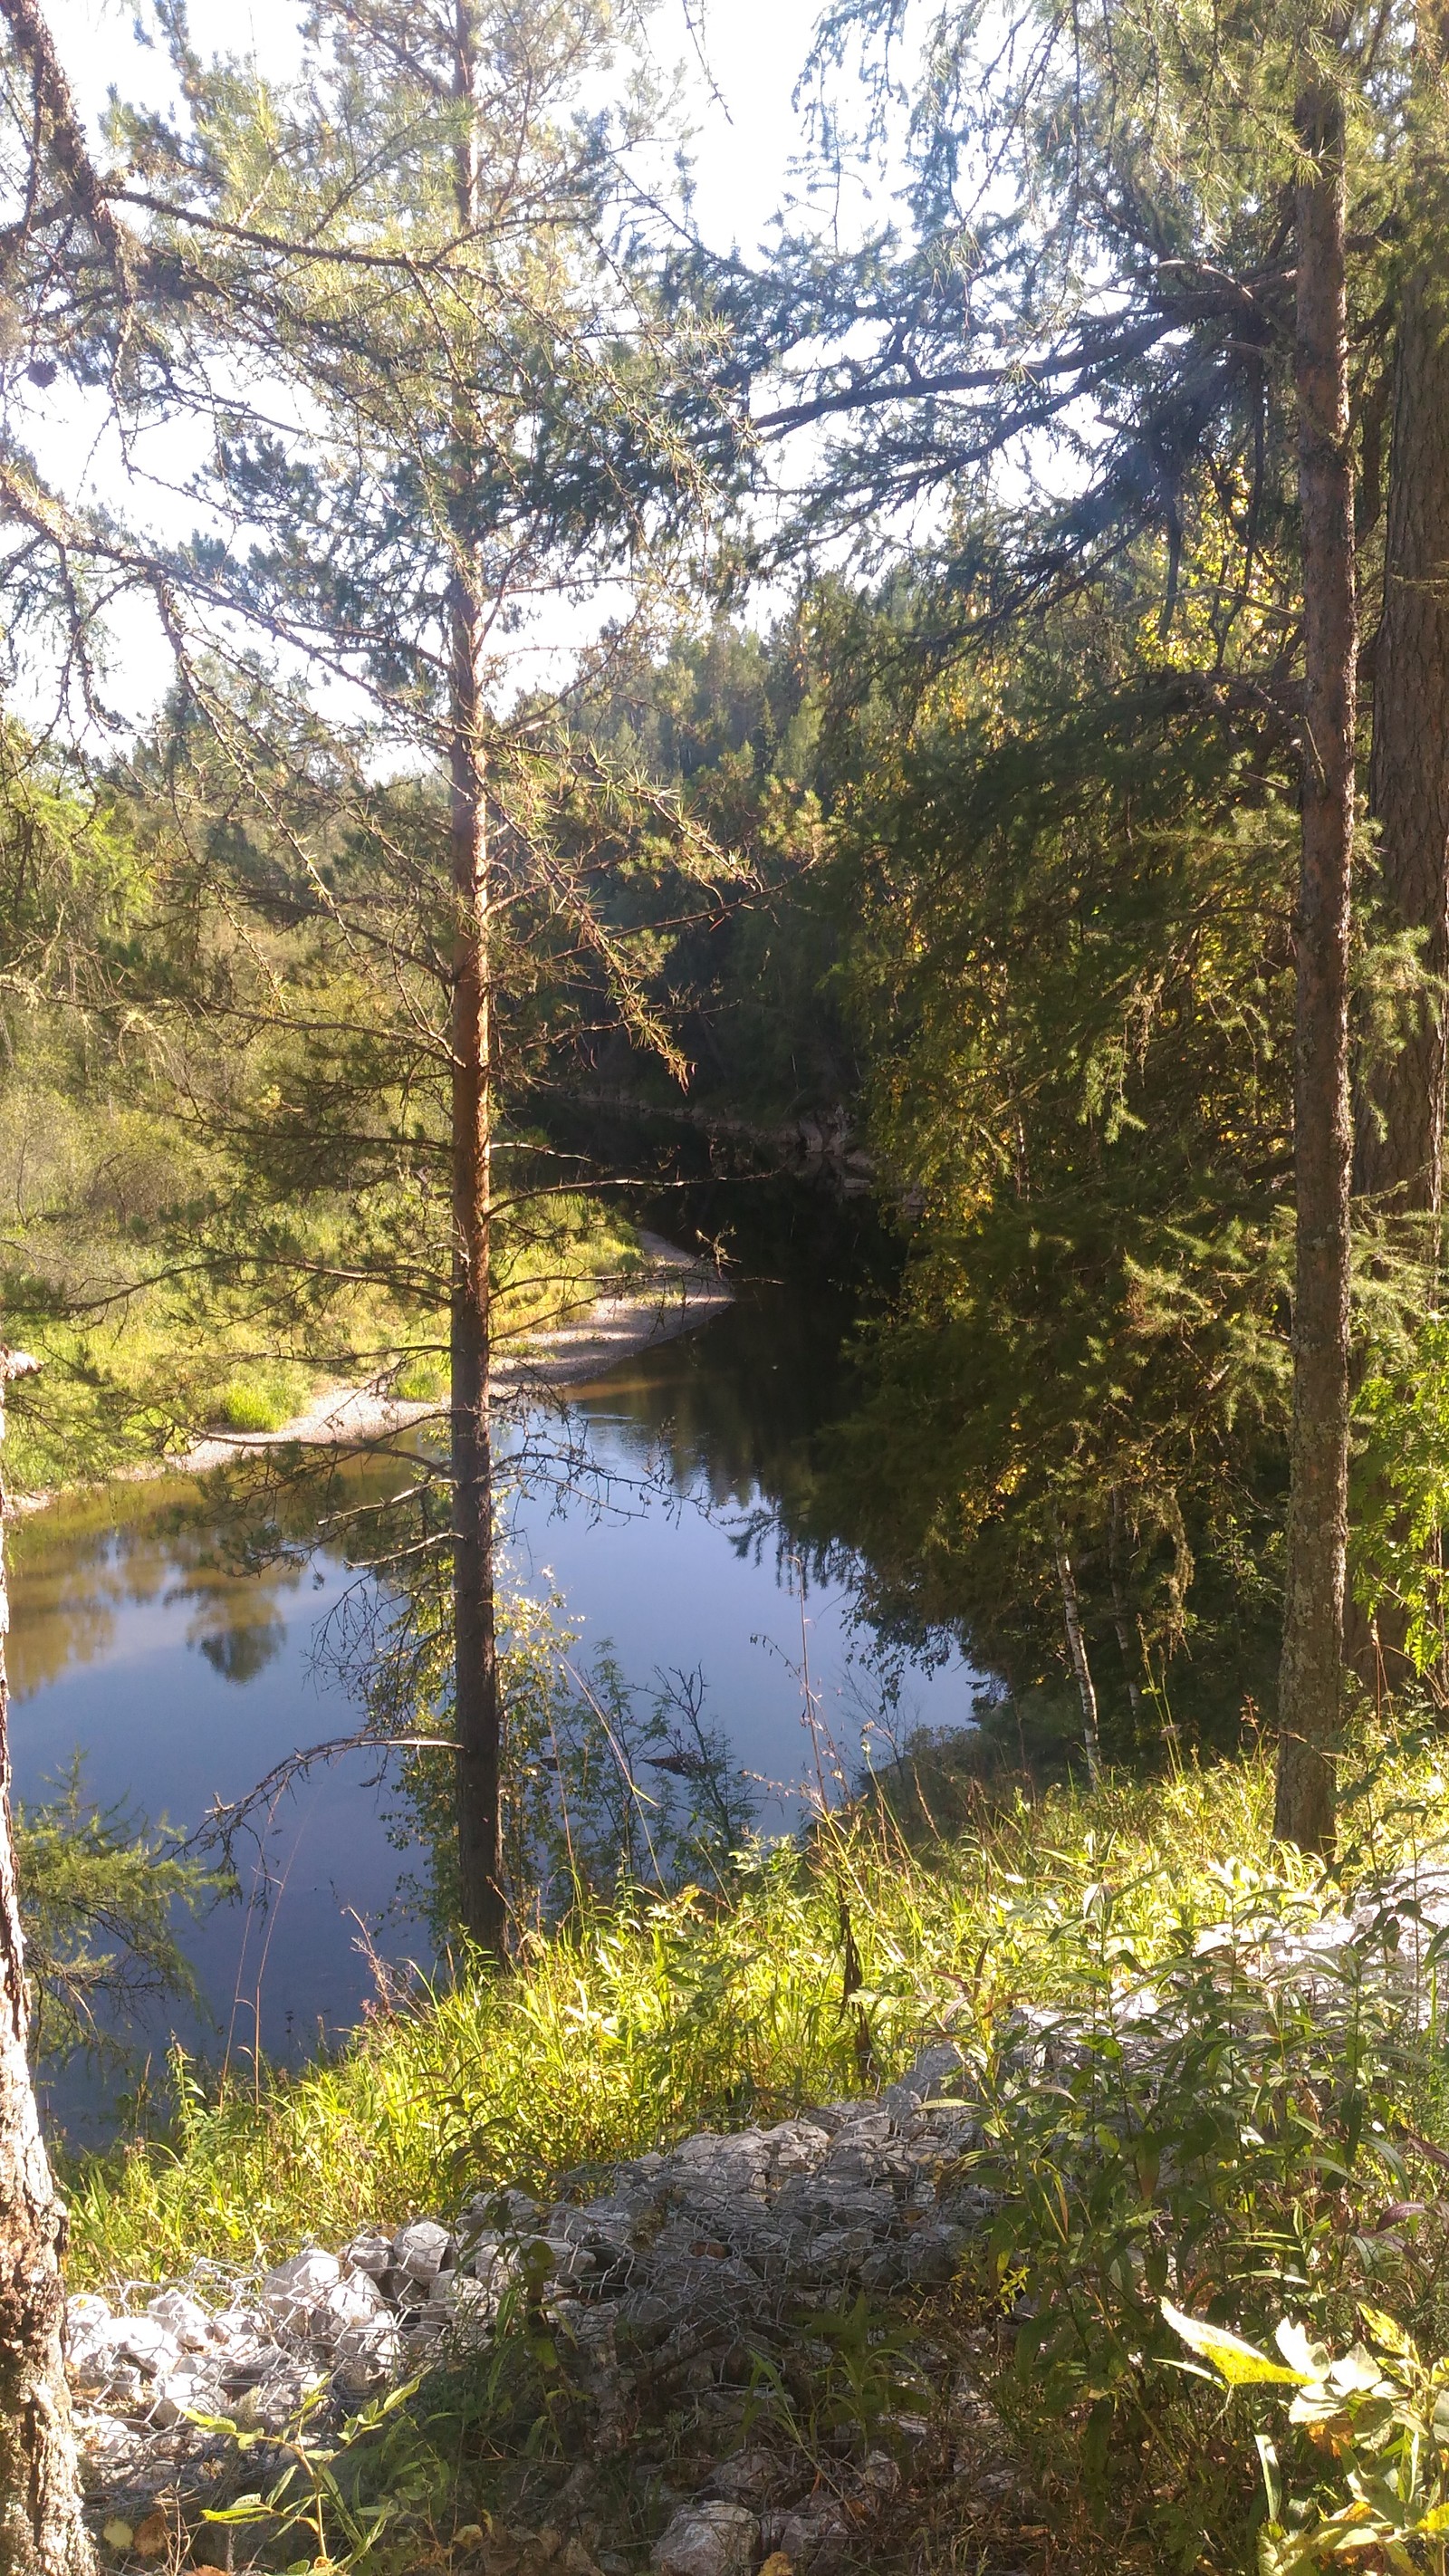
[1053,1522,1103,1789]
[0,1351,93,2576]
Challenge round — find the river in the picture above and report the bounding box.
[7,1252,977,2128]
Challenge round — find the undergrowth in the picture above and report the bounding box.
[57,1743,1388,2283]
[65,1732,1449,2571]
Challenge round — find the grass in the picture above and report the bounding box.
[4,1186,643,1495]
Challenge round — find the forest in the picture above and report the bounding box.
[2,0,1449,2567]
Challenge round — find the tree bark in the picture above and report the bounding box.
[448,0,504,1958]
[1107,1485,1147,1741]
[1053,1520,1103,1789]
[1356,49,1449,1226]
[1274,76,1357,1858]
[0,1351,93,2576]
[1344,5,1449,1691]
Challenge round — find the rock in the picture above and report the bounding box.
[331,2314,403,2392]
[763,2503,851,2572]
[114,2319,178,2378]
[144,2288,213,2349]
[311,2272,384,2344]
[78,2415,146,2480]
[260,2246,342,2332]
[148,2358,223,2429]
[881,2042,968,2123]
[542,2236,596,2284]
[65,2302,120,2390]
[853,2451,901,2501]
[762,2120,831,2179]
[66,2292,111,2334]
[457,2230,505,2285]
[463,2187,541,2233]
[707,2450,786,2505]
[231,2358,323,2433]
[101,2361,147,2411]
[211,2302,266,2342]
[392,2217,456,2283]
[440,2276,497,2338]
[218,2337,292,2395]
[651,2502,758,2576]
[343,2229,395,2279]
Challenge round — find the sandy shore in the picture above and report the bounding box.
[172,1232,732,1474]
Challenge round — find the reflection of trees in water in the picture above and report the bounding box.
[5,1463,390,1701]
[194,1616,287,1684]
[7,1206,960,1724]
[569,1274,867,1539]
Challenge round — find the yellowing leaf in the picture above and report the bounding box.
[1161,2301,1307,2386]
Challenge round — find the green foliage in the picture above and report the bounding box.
[193,2374,433,2570]
[811,579,1300,1743]
[14,1760,226,2072]
[1353,1313,1449,1683]
[52,1724,1449,2565]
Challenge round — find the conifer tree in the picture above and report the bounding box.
[740,0,1409,1845]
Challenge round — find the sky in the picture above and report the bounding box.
[17,0,847,738]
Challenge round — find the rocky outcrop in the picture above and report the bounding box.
[67,2055,995,2566]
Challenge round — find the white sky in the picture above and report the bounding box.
[15,0,848,741]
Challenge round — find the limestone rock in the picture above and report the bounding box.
[260,2246,342,2332]
[343,2229,395,2279]
[392,2217,456,2283]
[651,2502,758,2576]
[331,2313,403,2392]
[145,2289,212,2350]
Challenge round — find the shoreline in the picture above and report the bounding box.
[10,1233,732,1516]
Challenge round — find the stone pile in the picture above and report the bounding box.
[69,2051,994,2562]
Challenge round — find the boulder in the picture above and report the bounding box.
[651,2503,758,2576]
[145,2289,212,2350]
[342,2230,395,2280]
[392,2218,456,2284]
[331,2314,403,2393]
[310,2272,384,2345]
[762,2503,851,2571]
[260,2246,343,2333]
[114,2319,178,2378]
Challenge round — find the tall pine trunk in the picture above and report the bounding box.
[0,1351,93,2576]
[1274,74,1357,1856]
[1358,275,1449,1222]
[1345,8,1449,1689]
[448,0,504,1957]
[1357,7,1449,1229]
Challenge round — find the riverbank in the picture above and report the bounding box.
[10,1235,731,1511]
[62,1739,1449,2576]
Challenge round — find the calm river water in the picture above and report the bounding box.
[7,1262,976,2124]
